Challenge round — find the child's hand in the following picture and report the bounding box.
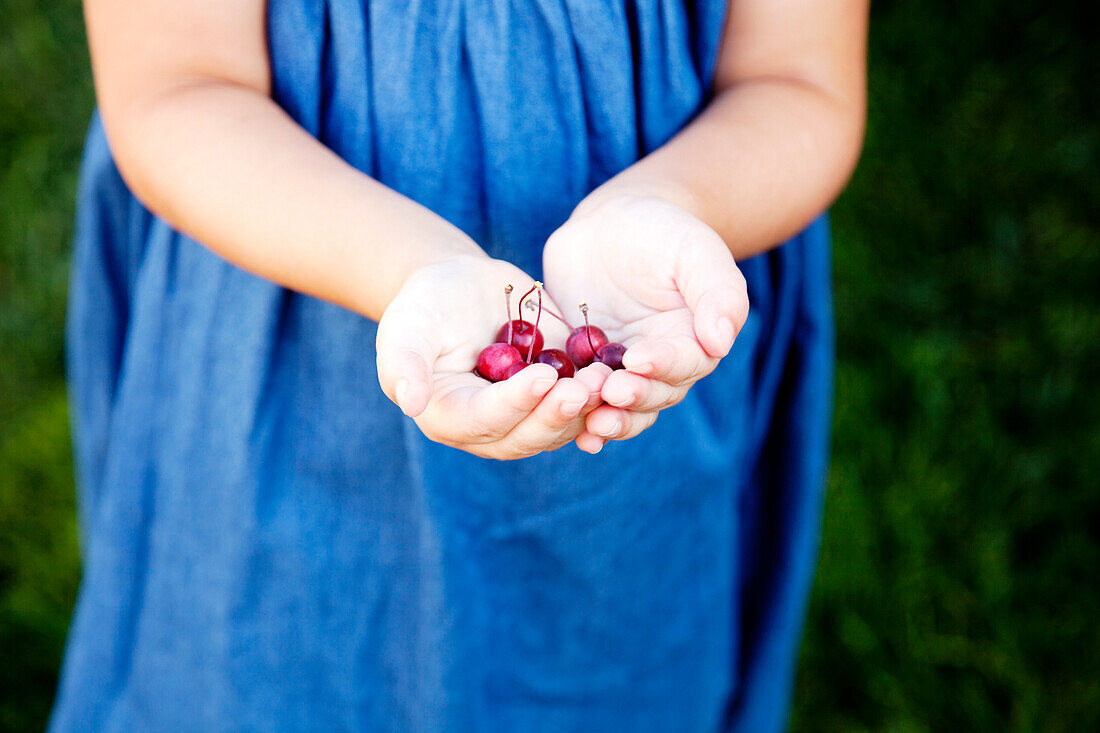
[542,194,749,452]
[376,256,609,460]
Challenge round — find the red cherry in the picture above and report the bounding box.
[495,320,543,358]
[494,283,546,362]
[595,342,626,370]
[502,361,528,379]
[566,326,608,368]
[527,300,611,369]
[535,349,575,379]
[477,343,524,382]
[571,303,611,368]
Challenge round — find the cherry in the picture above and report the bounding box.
[595,342,626,370]
[535,349,575,379]
[566,326,608,368]
[570,303,624,370]
[528,300,609,368]
[495,283,544,360]
[574,303,625,370]
[477,284,621,384]
[573,303,615,369]
[495,321,543,359]
[502,361,528,379]
[477,343,524,382]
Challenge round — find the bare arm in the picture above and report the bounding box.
[582,0,869,258]
[544,0,867,449]
[84,0,621,458]
[83,0,484,322]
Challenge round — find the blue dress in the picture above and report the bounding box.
[55,1,833,731]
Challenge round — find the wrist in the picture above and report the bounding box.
[350,228,487,321]
[571,177,704,224]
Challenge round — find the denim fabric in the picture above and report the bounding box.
[54,1,832,731]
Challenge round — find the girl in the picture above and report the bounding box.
[57,0,866,730]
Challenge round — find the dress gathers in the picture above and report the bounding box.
[54,1,833,731]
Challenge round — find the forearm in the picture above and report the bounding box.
[578,0,868,260]
[103,84,483,321]
[584,79,864,260]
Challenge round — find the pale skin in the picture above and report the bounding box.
[84,0,867,459]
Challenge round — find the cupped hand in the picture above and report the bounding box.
[542,194,749,452]
[376,255,610,459]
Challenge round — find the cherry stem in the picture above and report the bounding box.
[504,284,514,345]
[516,284,538,317]
[580,303,597,355]
[513,283,539,354]
[527,283,543,362]
[526,300,573,330]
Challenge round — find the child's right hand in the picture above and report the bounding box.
[542,193,749,452]
[376,256,611,460]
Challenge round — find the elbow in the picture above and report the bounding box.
[95,87,185,220]
[93,79,255,226]
[801,74,866,210]
[97,106,157,211]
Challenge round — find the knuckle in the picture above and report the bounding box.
[657,389,686,411]
[464,421,505,444]
[479,444,512,460]
[625,412,659,439]
[499,437,539,460]
[510,418,575,456]
[668,371,696,389]
[467,405,523,443]
[684,358,715,386]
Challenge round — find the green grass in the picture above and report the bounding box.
[1,0,90,729]
[0,0,1096,731]
[791,2,1099,730]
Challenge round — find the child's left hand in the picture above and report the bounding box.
[376,255,611,459]
[543,193,749,453]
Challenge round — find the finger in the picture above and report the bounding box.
[497,377,592,457]
[600,369,687,412]
[376,323,436,417]
[416,365,557,444]
[674,237,750,358]
[572,362,613,414]
[461,363,561,440]
[620,336,717,389]
[584,404,659,441]
[574,431,607,454]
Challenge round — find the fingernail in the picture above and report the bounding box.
[591,439,605,454]
[613,392,636,407]
[717,317,735,351]
[532,378,556,396]
[561,398,586,417]
[395,378,409,407]
[599,420,621,438]
[629,362,654,376]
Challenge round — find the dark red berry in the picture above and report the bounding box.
[595,342,626,370]
[528,300,610,369]
[535,349,575,379]
[566,326,608,368]
[495,320,543,359]
[567,302,611,368]
[502,361,528,379]
[477,343,524,382]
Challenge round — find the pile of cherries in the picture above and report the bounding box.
[476,283,626,382]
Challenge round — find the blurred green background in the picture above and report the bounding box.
[1,0,1096,730]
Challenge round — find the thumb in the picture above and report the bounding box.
[674,233,750,359]
[376,312,437,417]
